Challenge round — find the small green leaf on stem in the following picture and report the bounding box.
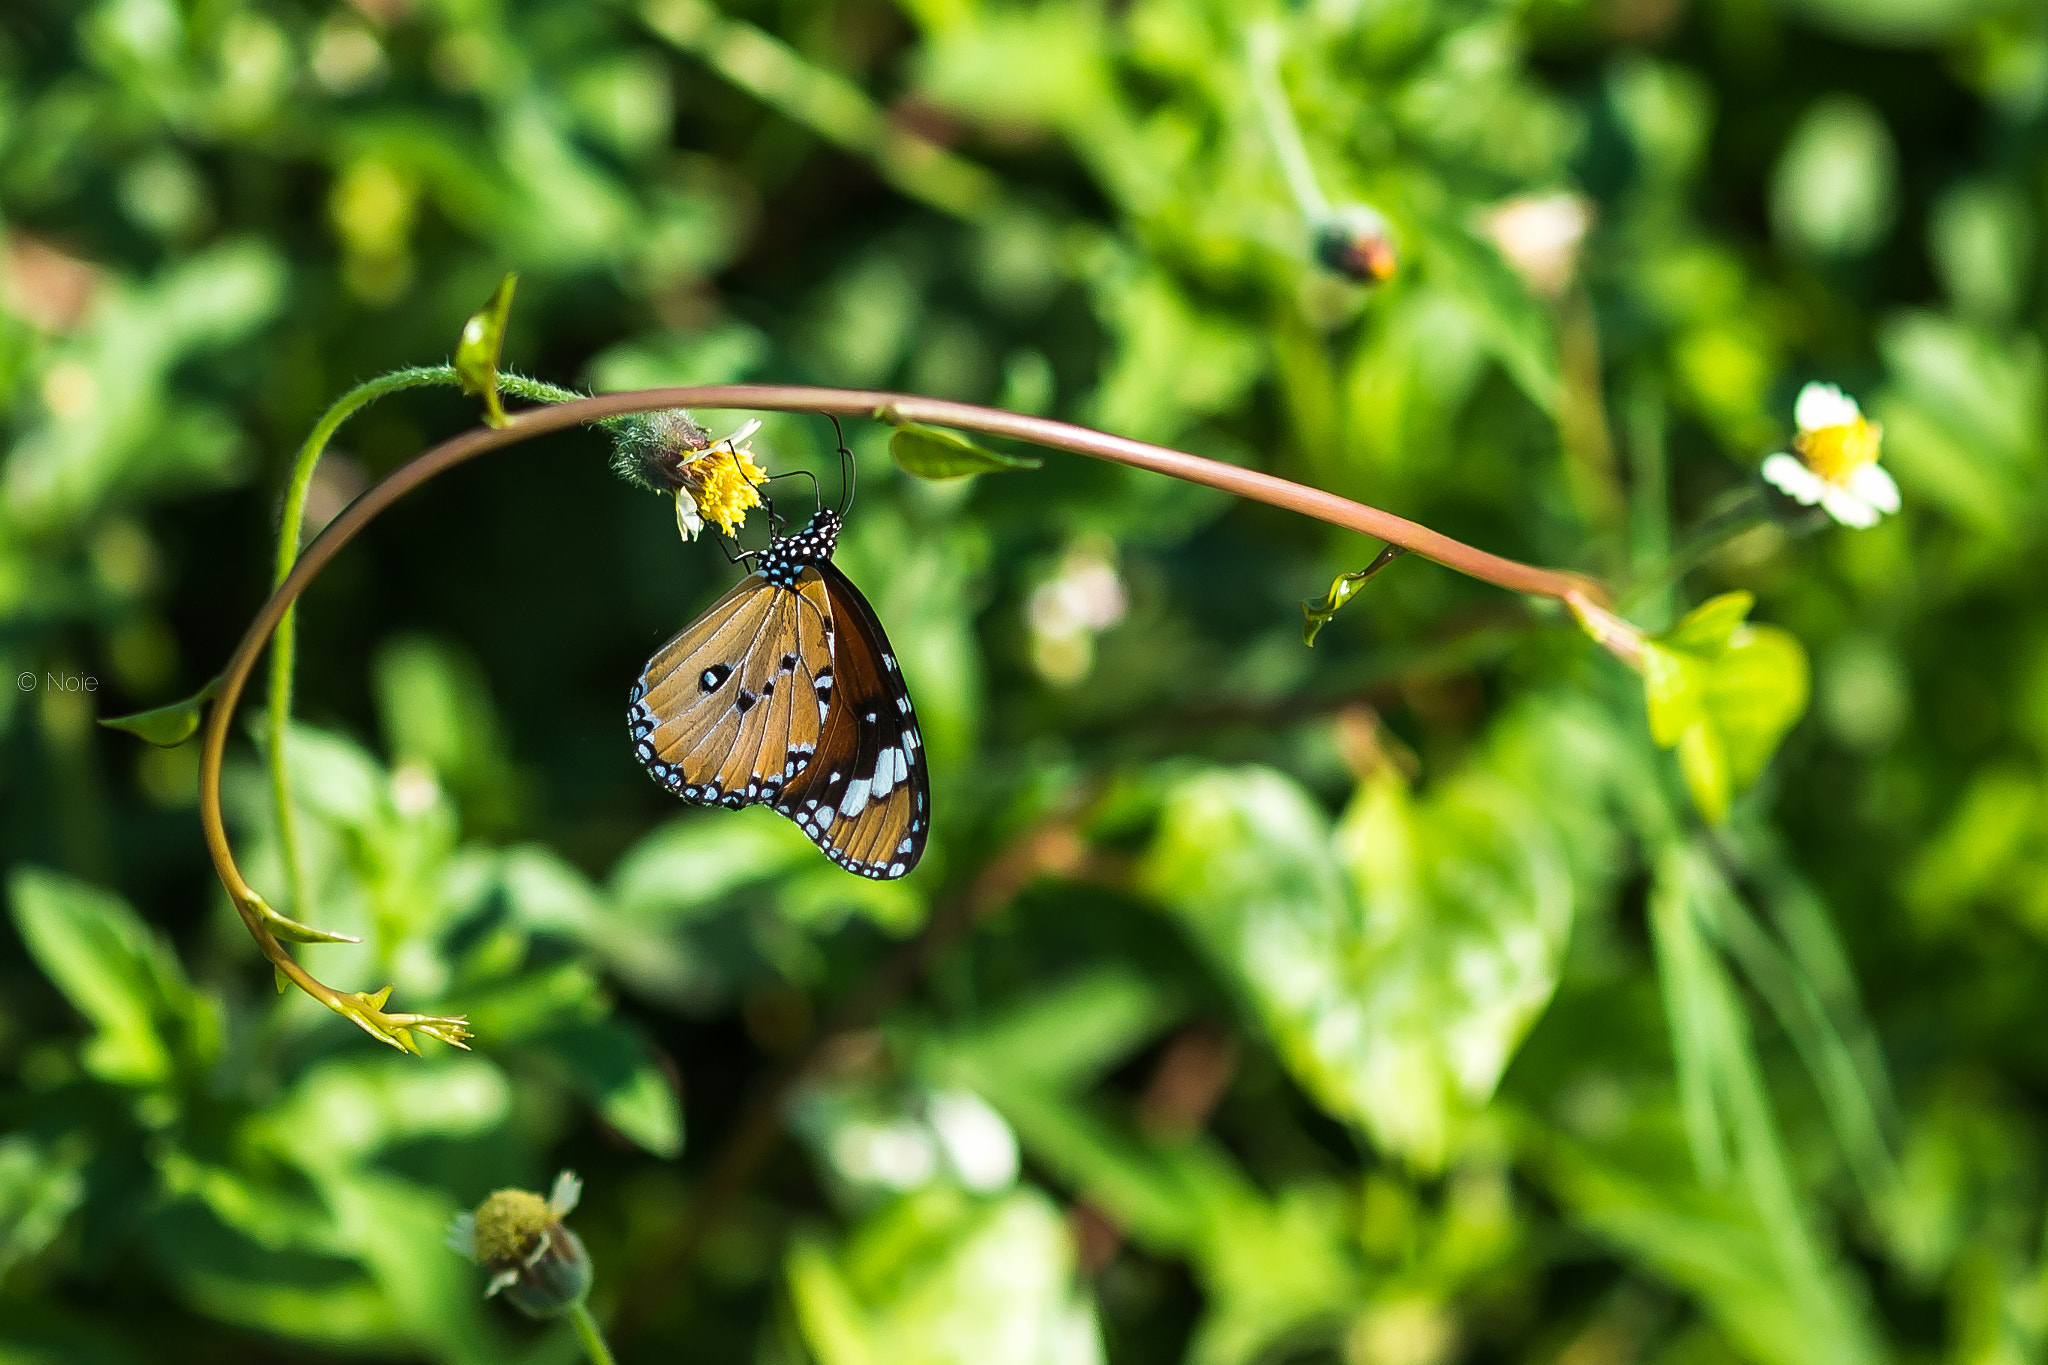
[1302,545,1406,645]
[887,420,1041,479]
[97,676,221,747]
[241,889,361,946]
[456,273,518,429]
[1641,591,1809,823]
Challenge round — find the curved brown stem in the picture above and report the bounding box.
[199,384,1615,1046]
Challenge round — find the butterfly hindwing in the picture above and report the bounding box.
[775,562,928,879]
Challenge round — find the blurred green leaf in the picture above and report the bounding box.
[785,1186,1105,1365]
[938,1046,1367,1365]
[1532,1118,1881,1365]
[0,1136,89,1281]
[373,636,521,832]
[1587,844,1886,1365]
[588,320,769,391]
[5,240,285,532]
[1872,312,2045,539]
[1145,760,1570,1170]
[1771,96,1899,258]
[886,421,1041,479]
[609,815,815,922]
[455,272,517,428]
[255,1057,510,1173]
[1902,767,2039,929]
[1425,217,1563,415]
[531,1022,684,1158]
[924,969,1179,1093]
[1642,593,1810,824]
[7,867,219,1086]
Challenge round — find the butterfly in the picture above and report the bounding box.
[627,426,929,880]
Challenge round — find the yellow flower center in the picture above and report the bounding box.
[1794,415,1882,484]
[687,444,766,534]
[472,1189,552,1268]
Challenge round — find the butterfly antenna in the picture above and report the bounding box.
[761,467,821,518]
[828,414,855,515]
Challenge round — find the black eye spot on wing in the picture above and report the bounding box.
[736,689,758,713]
[700,663,732,693]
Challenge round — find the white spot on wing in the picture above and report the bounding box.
[840,778,870,817]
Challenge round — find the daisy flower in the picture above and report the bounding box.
[1760,382,1898,528]
[608,411,767,540]
[682,418,767,538]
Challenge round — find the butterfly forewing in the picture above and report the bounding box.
[631,568,834,808]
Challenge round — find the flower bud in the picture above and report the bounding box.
[448,1171,592,1319]
[1313,205,1397,284]
[608,409,714,492]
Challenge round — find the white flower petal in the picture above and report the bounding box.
[548,1170,582,1218]
[927,1089,1020,1193]
[723,418,762,446]
[1847,461,1900,513]
[1819,483,1880,528]
[1794,382,1860,433]
[674,490,703,541]
[1761,453,1826,505]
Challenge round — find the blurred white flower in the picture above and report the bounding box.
[390,761,441,817]
[546,1170,582,1219]
[1480,192,1593,297]
[1028,538,1127,686]
[928,1089,1019,1192]
[1760,382,1898,528]
[830,1118,938,1189]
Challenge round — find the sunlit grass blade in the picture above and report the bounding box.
[1692,854,1903,1218]
[1649,848,1732,1188]
[1651,846,1879,1363]
[1740,827,1903,1138]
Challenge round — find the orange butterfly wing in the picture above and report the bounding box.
[629,556,928,879]
[630,567,834,809]
[773,562,929,879]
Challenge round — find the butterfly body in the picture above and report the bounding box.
[629,509,929,879]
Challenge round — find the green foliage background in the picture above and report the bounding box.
[4,0,2046,1360]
